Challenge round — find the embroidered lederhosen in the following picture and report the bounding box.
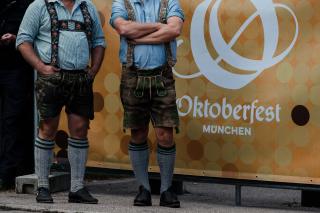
[44,0,93,67]
[123,0,175,98]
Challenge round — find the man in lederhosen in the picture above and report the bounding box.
[0,0,33,190]
[110,0,184,208]
[16,0,105,204]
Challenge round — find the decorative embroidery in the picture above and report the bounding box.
[79,2,93,46]
[44,0,93,67]
[158,0,175,67]
[59,20,86,32]
[124,0,136,68]
[45,0,59,66]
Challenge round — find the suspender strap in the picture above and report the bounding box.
[44,0,93,67]
[124,0,136,68]
[158,0,175,67]
[159,0,168,24]
[124,0,136,23]
[45,0,59,67]
[58,20,87,32]
[79,2,93,47]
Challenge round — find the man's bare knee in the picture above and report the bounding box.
[68,114,89,139]
[155,127,174,147]
[38,117,60,140]
[69,122,89,139]
[38,128,57,140]
[131,127,149,144]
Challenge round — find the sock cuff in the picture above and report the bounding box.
[35,137,55,150]
[128,141,148,151]
[157,144,176,155]
[68,137,89,149]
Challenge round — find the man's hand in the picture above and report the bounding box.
[1,33,16,45]
[18,42,60,74]
[36,63,60,76]
[85,67,96,80]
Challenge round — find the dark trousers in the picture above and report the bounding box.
[0,68,34,183]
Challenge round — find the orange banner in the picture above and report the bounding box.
[55,0,320,185]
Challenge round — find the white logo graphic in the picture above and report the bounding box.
[173,0,299,90]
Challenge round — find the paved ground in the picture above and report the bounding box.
[0,178,319,213]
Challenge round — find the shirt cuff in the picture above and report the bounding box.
[15,37,34,49]
[109,14,127,28]
[167,12,185,22]
[92,39,106,48]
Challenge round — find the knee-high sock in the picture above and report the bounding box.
[157,144,176,193]
[128,141,150,191]
[68,138,89,192]
[35,137,55,189]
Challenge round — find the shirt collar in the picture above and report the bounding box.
[47,0,82,4]
[47,0,83,7]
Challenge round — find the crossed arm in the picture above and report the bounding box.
[113,16,183,44]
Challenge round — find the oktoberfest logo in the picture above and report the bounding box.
[173,0,299,90]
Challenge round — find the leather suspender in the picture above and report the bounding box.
[124,0,136,68]
[44,0,93,67]
[158,0,175,67]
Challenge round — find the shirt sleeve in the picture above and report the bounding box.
[15,0,42,48]
[167,0,184,21]
[109,0,128,29]
[87,2,106,48]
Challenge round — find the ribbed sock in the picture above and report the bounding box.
[157,144,176,193]
[128,141,150,191]
[68,137,89,193]
[35,137,55,189]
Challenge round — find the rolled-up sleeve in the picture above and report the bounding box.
[16,1,42,48]
[109,0,128,29]
[167,0,184,21]
[88,3,106,48]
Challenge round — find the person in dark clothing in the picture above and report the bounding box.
[0,0,34,189]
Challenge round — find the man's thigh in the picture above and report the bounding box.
[120,70,151,129]
[151,67,179,128]
[35,73,64,120]
[67,113,90,138]
[66,73,94,121]
[38,115,60,140]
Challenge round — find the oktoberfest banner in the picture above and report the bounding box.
[54,0,320,184]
